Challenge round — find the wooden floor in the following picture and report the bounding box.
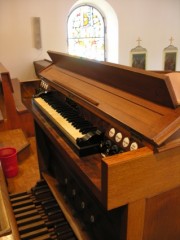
[7,137,40,194]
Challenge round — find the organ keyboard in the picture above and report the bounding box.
[2,51,180,239]
[33,92,103,156]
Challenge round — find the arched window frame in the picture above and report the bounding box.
[67,5,106,61]
[67,0,118,63]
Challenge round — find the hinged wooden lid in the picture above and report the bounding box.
[40,51,180,147]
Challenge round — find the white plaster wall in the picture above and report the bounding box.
[110,0,180,70]
[0,0,74,80]
[0,0,179,80]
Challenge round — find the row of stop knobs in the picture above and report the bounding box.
[100,139,123,156]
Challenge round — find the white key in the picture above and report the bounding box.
[33,97,84,144]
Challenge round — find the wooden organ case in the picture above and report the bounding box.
[20,51,180,240]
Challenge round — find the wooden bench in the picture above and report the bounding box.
[11,78,27,113]
[0,63,34,137]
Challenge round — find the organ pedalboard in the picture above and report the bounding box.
[9,180,78,240]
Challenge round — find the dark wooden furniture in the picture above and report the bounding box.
[0,63,34,137]
[6,51,180,239]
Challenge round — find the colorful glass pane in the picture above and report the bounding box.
[67,5,105,61]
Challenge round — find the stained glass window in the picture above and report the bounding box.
[67,5,105,61]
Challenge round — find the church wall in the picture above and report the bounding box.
[0,0,179,81]
[110,0,180,70]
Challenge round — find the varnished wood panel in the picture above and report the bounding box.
[127,199,146,240]
[143,186,180,240]
[101,146,180,210]
[48,51,178,108]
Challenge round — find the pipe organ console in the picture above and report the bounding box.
[2,51,180,240]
